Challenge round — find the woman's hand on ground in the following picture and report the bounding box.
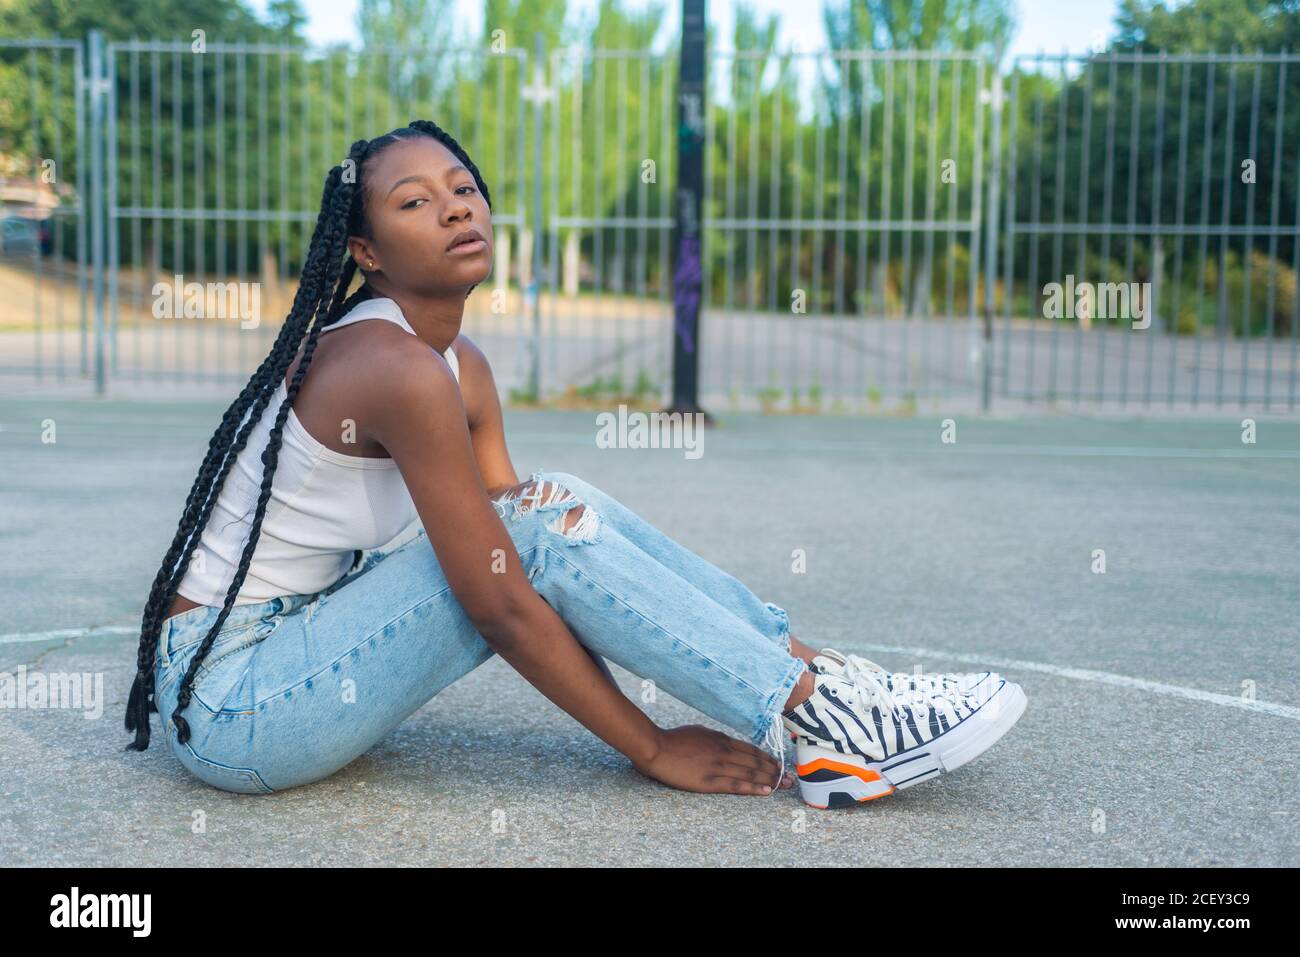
[632,724,794,795]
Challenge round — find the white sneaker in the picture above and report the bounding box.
[782,670,1027,809]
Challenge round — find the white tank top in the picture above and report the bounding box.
[176,296,458,607]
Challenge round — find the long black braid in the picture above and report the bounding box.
[125,120,493,752]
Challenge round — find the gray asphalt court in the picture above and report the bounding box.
[1,396,1297,866]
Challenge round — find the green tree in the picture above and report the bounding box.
[1005,0,1300,335]
[1114,0,1300,52]
[823,0,1015,56]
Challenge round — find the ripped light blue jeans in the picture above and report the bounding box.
[152,469,807,794]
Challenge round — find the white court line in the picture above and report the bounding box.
[856,642,1300,721]
[3,627,1297,722]
[524,432,1300,459]
[0,626,136,645]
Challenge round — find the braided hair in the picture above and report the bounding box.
[124,120,493,752]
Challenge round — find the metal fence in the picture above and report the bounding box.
[1000,52,1300,410]
[0,38,88,383]
[1,34,1298,413]
[100,36,531,388]
[697,50,990,412]
[540,46,678,407]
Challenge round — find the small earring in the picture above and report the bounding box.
[367,260,374,269]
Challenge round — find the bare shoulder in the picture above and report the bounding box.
[449,333,494,380]
[330,323,460,441]
[277,318,470,461]
[365,324,461,402]
[448,333,500,420]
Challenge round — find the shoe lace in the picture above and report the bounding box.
[842,655,955,694]
[841,662,967,725]
[838,665,911,721]
[762,710,786,793]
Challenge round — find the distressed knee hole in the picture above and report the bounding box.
[493,477,601,545]
[547,503,599,542]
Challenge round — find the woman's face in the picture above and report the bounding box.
[348,136,493,297]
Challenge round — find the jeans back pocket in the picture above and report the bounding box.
[188,615,283,714]
[164,718,274,794]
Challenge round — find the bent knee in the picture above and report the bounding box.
[536,469,582,488]
[492,476,601,545]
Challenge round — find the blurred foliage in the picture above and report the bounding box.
[1,0,1297,337]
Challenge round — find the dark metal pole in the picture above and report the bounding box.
[88,30,107,397]
[527,33,547,403]
[666,0,710,420]
[982,69,1003,414]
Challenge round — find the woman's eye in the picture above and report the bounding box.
[401,198,427,209]
[456,185,476,195]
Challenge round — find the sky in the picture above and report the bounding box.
[250,0,1125,60]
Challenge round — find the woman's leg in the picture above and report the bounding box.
[520,469,798,653]
[491,475,807,748]
[151,538,495,794]
[153,473,805,794]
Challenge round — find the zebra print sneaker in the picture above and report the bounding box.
[810,648,1000,699]
[787,650,1000,744]
[782,670,1027,809]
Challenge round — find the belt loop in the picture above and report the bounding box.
[158,616,171,669]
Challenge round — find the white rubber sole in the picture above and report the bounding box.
[794,680,1028,809]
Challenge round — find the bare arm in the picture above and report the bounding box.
[454,334,616,687]
[452,335,519,496]
[366,340,783,795]
[373,341,659,764]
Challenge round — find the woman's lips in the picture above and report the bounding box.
[447,238,487,256]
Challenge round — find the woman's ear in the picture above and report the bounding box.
[347,236,377,272]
